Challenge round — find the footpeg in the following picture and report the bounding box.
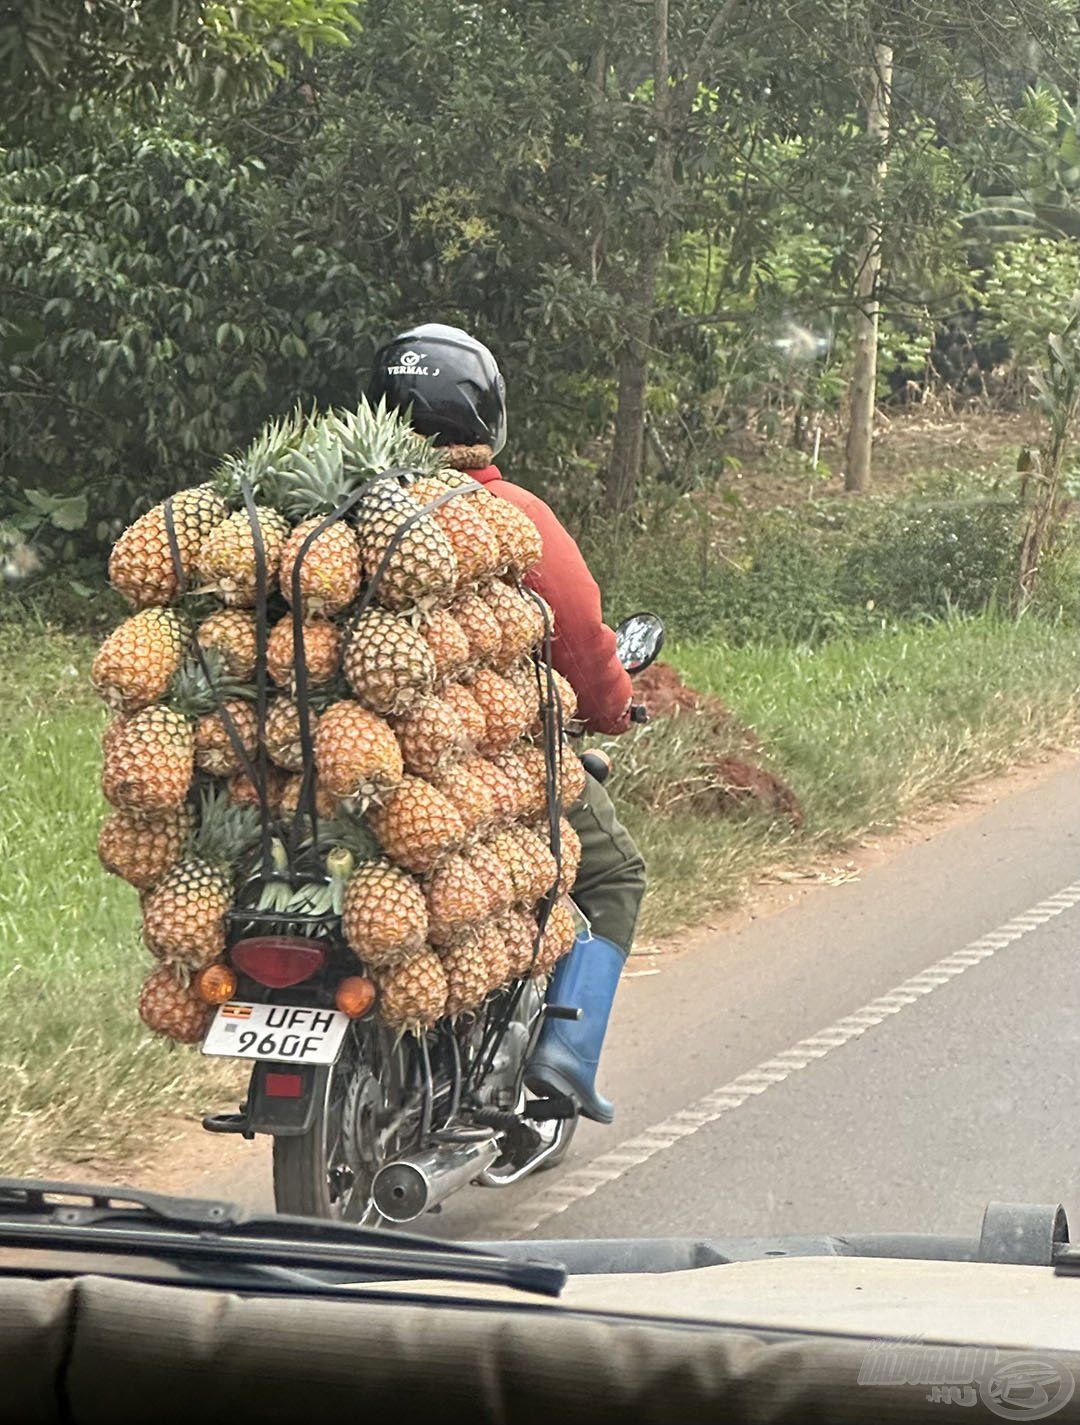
[524,1095,577,1121]
[202,1106,255,1138]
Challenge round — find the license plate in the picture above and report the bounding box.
[201,1002,350,1065]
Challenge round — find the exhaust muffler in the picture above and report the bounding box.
[372,1135,501,1223]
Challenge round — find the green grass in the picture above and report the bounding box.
[0,625,240,1175]
[0,612,1075,1173]
[623,614,1079,938]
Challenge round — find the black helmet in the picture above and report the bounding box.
[367,323,507,455]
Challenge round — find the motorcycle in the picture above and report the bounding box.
[200,611,665,1223]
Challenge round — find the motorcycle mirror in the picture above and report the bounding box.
[615,612,665,675]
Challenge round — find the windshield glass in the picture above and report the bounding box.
[2,0,1079,1344]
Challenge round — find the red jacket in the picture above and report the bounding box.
[471,465,632,735]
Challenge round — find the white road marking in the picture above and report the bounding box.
[497,881,1080,1238]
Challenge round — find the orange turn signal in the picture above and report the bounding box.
[195,963,238,1005]
[335,976,377,1019]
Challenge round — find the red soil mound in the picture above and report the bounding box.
[632,661,803,826]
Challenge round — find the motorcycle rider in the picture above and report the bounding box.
[369,322,645,1123]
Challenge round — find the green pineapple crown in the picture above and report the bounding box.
[330,397,445,483]
[189,785,263,868]
[258,418,350,521]
[168,649,252,717]
[205,396,444,527]
[209,406,312,506]
[312,811,380,863]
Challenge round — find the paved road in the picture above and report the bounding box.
[184,759,1080,1244]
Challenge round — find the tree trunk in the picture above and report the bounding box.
[1016,415,1075,610]
[606,330,649,511]
[844,42,892,493]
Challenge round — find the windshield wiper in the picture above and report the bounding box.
[0,1178,565,1298]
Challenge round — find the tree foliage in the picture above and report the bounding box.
[2,0,1079,562]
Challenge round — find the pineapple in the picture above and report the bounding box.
[557,816,583,893]
[139,965,214,1044]
[368,776,466,873]
[431,758,499,840]
[463,841,516,917]
[91,607,189,714]
[264,696,318,772]
[314,701,403,801]
[101,714,128,761]
[228,765,286,813]
[476,919,512,992]
[142,789,260,971]
[559,747,587,806]
[280,772,339,819]
[501,908,540,978]
[194,698,258,777]
[195,506,290,606]
[528,668,578,738]
[405,477,501,588]
[503,657,538,702]
[470,669,530,755]
[101,705,194,811]
[509,822,561,903]
[490,744,546,819]
[425,853,491,945]
[255,417,370,614]
[342,859,428,968]
[354,477,457,613]
[420,608,471,682]
[439,933,493,1017]
[109,484,228,609]
[482,496,544,574]
[450,590,503,666]
[482,580,546,669]
[469,754,519,825]
[343,609,436,715]
[535,897,578,974]
[196,609,258,681]
[486,824,558,905]
[98,804,195,891]
[266,615,343,687]
[375,949,449,1031]
[279,518,362,615]
[442,682,486,747]
[393,696,467,778]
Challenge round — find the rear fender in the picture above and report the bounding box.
[245,1062,328,1137]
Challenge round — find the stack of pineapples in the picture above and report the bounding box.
[94,401,582,1044]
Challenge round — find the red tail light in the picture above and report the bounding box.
[231,936,326,989]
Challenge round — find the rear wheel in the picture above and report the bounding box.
[272,1025,413,1221]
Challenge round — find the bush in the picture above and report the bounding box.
[835,498,1018,621]
[594,481,1033,644]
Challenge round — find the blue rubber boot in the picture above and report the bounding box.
[526,932,624,1124]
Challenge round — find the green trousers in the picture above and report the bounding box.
[565,772,646,957]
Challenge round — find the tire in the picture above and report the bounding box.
[272,1115,337,1218]
[272,1025,410,1222]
